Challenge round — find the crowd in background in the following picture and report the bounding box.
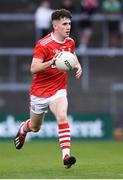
[34,0,123,52]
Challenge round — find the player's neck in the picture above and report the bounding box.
[51,32,66,43]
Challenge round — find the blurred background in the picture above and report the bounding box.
[0,0,123,141]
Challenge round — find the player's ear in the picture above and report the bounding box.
[52,20,58,30]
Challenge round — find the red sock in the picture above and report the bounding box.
[58,122,71,159]
[20,119,31,135]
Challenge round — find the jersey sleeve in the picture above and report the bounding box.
[71,39,75,53]
[33,42,47,61]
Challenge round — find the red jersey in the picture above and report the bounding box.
[30,32,75,97]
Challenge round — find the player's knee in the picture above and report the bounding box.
[57,112,67,123]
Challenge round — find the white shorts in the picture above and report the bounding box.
[30,89,67,115]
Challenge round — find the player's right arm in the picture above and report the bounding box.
[30,57,54,74]
[31,42,55,74]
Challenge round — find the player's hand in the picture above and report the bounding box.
[50,53,59,66]
[75,63,82,79]
[50,57,56,66]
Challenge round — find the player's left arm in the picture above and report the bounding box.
[74,52,82,79]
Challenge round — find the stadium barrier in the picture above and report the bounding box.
[0,47,123,92]
[0,13,122,47]
[0,113,113,140]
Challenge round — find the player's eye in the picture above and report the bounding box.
[63,22,71,26]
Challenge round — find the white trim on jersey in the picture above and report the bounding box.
[66,37,74,41]
[51,33,66,44]
[40,36,53,46]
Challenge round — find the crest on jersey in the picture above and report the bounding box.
[53,48,72,54]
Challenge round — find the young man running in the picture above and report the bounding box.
[14,9,82,169]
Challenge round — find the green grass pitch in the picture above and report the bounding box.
[0,140,123,179]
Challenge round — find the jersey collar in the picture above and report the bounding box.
[51,32,66,44]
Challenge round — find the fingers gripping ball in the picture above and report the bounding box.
[55,51,77,72]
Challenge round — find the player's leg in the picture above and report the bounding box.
[14,95,48,150]
[14,112,45,150]
[49,94,76,168]
[30,111,45,132]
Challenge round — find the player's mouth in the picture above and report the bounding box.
[66,31,70,35]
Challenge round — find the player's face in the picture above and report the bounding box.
[53,18,71,38]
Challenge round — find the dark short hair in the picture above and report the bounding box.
[51,9,72,21]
